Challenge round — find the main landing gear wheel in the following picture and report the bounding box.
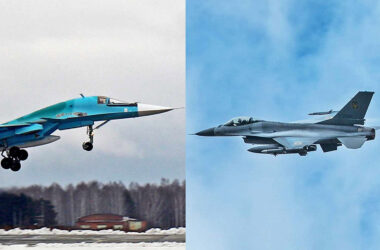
[1,146,28,171]
[1,158,12,169]
[18,149,28,161]
[10,160,21,172]
[9,146,20,158]
[9,146,28,161]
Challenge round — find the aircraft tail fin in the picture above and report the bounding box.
[318,91,374,125]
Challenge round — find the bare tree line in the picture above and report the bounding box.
[4,179,185,228]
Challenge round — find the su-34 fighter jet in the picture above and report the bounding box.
[0,95,174,171]
[196,91,378,156]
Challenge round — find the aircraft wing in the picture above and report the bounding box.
[0,123,44,135]
[274,136,367,151]
[0,123,29,128]
[0,123,32,132]
[292,113,337,124]
[273,137,318,149]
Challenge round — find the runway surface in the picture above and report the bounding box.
[0,234,185,245]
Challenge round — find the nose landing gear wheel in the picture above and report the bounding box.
[82,125,94,151]
[82,142,93,151]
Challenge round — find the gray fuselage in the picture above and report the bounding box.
[197,121,375,155]
[214,121,375,142]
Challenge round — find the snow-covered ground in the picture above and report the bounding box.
[0,242,185,250]
[0,227,185,235]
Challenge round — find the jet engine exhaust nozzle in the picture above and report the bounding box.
[367,128,376,141]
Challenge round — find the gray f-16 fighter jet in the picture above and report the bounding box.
[196,91,377,156]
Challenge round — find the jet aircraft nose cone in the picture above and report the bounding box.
[196,127,215,136]
[138,103,174,116]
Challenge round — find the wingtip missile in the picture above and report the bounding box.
[308,110,333,116]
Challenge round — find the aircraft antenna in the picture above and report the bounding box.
[80,93,85,98]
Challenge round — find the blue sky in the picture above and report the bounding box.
[187,0,380,249]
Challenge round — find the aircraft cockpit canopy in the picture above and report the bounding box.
[223,116,261,126]
[97,96,137,107]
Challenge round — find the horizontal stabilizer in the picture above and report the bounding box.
[338,137,366,149]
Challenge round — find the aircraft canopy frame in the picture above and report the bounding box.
[223,117,261,126]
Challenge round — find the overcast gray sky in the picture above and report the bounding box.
[0,0,185,187]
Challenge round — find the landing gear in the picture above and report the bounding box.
[10,160,21,172]
[1,146,28,171]
[18,149,28,161]
[81,121,110,152]
[1,158,12,169]
[9,146,19,158]
[82,142,93,151]
[82,125,94,151]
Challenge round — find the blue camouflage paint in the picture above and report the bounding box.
[0,96,140,148]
